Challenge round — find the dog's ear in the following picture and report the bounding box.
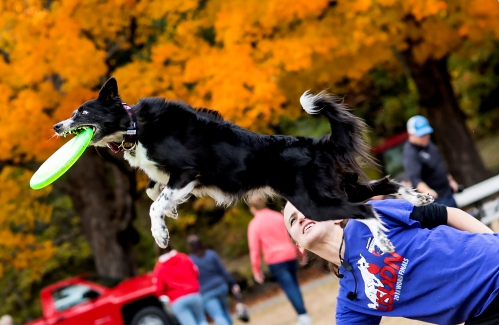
[98,77,119,103]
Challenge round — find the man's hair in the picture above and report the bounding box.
[247,193,267,210]
[187,234,206,257]
[156,244,173,257]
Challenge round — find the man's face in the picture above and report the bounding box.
[409,134,430,147]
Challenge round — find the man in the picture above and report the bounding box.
[403,115,459,207]
[247,194,312,325]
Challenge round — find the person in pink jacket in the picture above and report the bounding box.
[247,194,312,325]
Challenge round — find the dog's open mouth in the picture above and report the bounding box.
[107,142,122,153]
[60,126,96,137]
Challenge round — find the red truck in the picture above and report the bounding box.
[25,273,179,325]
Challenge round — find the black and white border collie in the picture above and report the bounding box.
[54,77,432,251]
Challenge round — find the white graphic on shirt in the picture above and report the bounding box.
[355,248,409,312]
[419,151,431,160]
[357,254,383,309]
[366,237,383,256]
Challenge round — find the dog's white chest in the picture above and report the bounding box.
[124,142,170,184]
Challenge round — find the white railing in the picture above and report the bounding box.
[454,174,499,224]
[455,174,499,207]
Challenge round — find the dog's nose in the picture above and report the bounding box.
[53,123,63,132]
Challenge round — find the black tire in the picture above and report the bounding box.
[130,306,175,325]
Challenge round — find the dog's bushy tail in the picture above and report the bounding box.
[300,90,376,180]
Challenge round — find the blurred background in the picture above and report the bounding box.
[1,0,499,323]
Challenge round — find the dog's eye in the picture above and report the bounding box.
[81,110,89,115]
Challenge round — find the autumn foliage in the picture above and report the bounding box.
[0,167,54,278]
[1,0,498,157]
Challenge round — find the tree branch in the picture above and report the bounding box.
[106,37,127,61]
[129,16,137,47]
[9,275,32,321]
[0,159,37,173]
[44,0,54,9]
[0,48,10,63]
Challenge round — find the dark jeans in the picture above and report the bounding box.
[435,194,458,208]
[466,293,499,325]
[171,293,208,325]
[268,259,307,315]
[202,283,232,325]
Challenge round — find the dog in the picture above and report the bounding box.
[53,77,433,251]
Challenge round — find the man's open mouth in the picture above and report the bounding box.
[107,142,122,153]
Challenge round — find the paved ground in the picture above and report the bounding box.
[238,275,427,325]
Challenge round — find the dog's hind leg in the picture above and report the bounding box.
[396,186,434,206]
[345,176,434,206]
[344,176,402,202]
[149,172,199,248]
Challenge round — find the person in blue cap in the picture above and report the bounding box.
[402,115,458,207]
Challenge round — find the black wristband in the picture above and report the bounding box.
[410,203,448,229]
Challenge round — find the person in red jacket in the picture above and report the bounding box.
[153,245,209,325]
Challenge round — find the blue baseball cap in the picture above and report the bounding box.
[407,115,433,137]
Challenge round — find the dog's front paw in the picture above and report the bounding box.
[398,187,434,206]
[151,220,170,248]
[150,201,170,248]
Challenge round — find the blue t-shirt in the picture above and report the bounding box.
[189,249,236,296]
[336,199,499,325]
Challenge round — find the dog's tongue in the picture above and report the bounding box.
[107,142,122,153]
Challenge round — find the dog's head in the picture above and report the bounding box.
[53,77,131,152]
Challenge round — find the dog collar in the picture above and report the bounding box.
[119,102,138,154]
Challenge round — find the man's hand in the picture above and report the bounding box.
[417,182,438,199]
[427,189,438,199]
[448,175,459,193]
[254,272,265,284]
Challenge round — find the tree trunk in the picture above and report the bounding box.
[61,150,140,278]
[402,52,490,187]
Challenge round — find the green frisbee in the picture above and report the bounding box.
[30,128,94,189]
